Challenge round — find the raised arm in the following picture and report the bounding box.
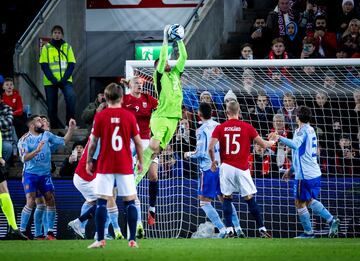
[156,25,171,74]
[254,135,276,149]
[175,40,188,73]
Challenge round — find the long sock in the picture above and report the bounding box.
[135,199,142,224]
[200,201,225,230]
[34,204,46,236]
[20,205,33,231]
[245,197,264,228]
[309,199,333,223]
[95,198,107,241]
[80,202,92,231]
[108,206,120,231]
[231,203,241,230]
[79,204,96,222]
[297,207,313,233]
[135,147,154,185]
[104,213,110,236]
[42,210,48,234]
[46,206,56,232]
[222,198,233,228]
[149,180,158,208]
[0,193,18,230]
[125,200,137,241]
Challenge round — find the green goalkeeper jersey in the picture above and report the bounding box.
[152,40,187,119]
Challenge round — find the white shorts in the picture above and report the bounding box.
[131,139,159,165]
[94,174,137,197]
[73,174,97,202]
[219,163,257,197]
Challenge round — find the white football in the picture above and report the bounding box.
[168,24,185,41]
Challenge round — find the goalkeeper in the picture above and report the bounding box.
[135,25,187,223]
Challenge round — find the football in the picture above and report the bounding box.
[168,24,185,41]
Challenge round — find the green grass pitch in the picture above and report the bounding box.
[0,238,359,261]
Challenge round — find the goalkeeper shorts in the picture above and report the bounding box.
[150,117,179,149]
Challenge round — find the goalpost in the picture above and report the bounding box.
[126,59,360,238]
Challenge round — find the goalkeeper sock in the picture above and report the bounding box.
[34,203,46,236]
[135,199,142,224]
[200,201,225,230]
[222,198,233,228]
[0,193,18,230]
[95,198,107,241]
[125,200,137,241]
[231,203,242,230]
[135,147,154,185]
[245,197,264,228]
[20,205,33,231]
[309,199,333,223]
[297,207,313,233]
[149,180,158,208]
[46,206,56,232]
[108,206,120,231]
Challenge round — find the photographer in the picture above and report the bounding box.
[300,36,322,59]
[81,89,106,131]
[59,141,84,177]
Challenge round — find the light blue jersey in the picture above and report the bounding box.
[18,131,65,176]
[190,119,220,171]
[279,123,321,180]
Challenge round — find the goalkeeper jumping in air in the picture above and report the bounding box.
[135,24,188,224]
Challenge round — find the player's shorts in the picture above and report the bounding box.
[73,174,97,202]
[294,177,321,202]
[131,139,159,165]
[150,117,179,149]
[94,173,137,197]
[198,168,221,199]
[219,163,257,197]
[22,172,54,195]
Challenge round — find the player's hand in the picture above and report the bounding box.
[137,163,143,174]
[36,141,45,153]
[68,119,77,130]
[69,154,77,163]
[96,102,107,112]
[0,158,5,166]
[184,151,193,159]
[210,160,218,172]
[267,132,278,141]
[86,161,94,176]
[163,24,170,42]
[282,169,290,182]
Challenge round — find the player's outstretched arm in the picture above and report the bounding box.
[175,40,188,73]
[133,134,144,173]
[64,119,77,144]
[279,133,305,150]
[157,25,171,74]
[254,135,276,149]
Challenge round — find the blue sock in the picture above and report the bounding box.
[80,202,92,230]
[125,200,137,241]
[34,204,46,236]
[20,206,33,232]
[79,204,96,223]
[46,206,56,232]
[135,199,142,223]
[42,210,48,234]
[149,181,158,208]
[297,207,313,233]
[309,200,333,223]
[246,197,264,228]
[95,198,107,241]
[201,201,225,230]
[222,198,233,228]
[231,203,241,229]
[108,207,120,230]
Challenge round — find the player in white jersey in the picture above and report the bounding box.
[184,102,245,238]
[271,106,340,238]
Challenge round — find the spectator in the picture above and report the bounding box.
[0,98,14,162]
[239,43,254,60]
[266,38,293,82]
[250,92,275,136]
[248,143,277,178]
[299,0,319,34]
[59,141,84,177]
[337,0,358,36]
[284,21,303,57]
[236,69,257,121]
[39,25,76,128]
[336,134,360,175]
[199,91,224,122]
[1,77,27,138]
[341,19,360,56]
[248,15,273,58]
[81,88,106,131]
[277,93,297,132]
[336,46,351,58]
[300,36,322,58]
[308,15,337,58]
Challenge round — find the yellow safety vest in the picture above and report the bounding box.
[39,42,76,86]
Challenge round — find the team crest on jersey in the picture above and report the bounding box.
[142,102,147,108]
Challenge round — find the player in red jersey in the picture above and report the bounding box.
[209,101,275,238]
[86,83,143,249]
[123,76,159,228]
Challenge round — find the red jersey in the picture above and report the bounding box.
[122,93,158,139]
[2,90,23,116]
[212,119,258,170]
[75,139,97,182]
[92,107,139,174]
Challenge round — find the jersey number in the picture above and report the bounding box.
[111,126,123,151]
[225,134,241,155]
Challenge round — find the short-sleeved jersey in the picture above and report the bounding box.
[18,131,65,176]
[212,119,258,170]
[92,107,139,175]
[75,138,97,182]
[122,93,158,139]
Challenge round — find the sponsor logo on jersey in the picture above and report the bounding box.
[143,102,147,108]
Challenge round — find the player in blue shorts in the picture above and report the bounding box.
[184,102,245,238]
[18,115,76,239]
[271,106,340,238]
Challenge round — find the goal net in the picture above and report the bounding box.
[126,58,360,238]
